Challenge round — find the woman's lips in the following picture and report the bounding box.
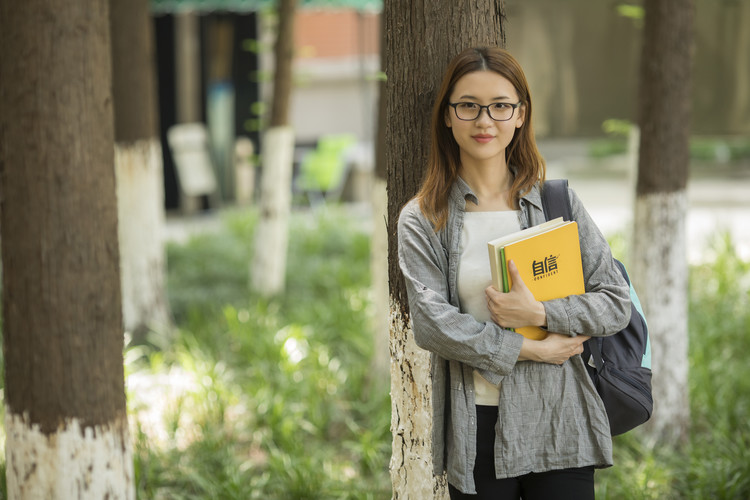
[472,135,494,144]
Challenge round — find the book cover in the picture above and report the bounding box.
[487,218,585,340]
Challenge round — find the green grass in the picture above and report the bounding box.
[0,209,748,499]
[128,206,390,499]
[596,232,750,499]
[145,215,750,499]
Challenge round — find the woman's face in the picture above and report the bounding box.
[445,70,525,168]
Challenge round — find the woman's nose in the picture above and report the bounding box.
[475,107,493,125]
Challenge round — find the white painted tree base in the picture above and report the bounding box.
[631,190,689,443]
[115,139,171,333]
[5,412,134,499]
[251,126,295,297]
[389,301,448,499]
[370,178,389,377]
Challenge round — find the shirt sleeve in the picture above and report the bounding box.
[542,187,632,336]
[397,202,523,382]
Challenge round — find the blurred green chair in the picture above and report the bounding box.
[295,134,357,205]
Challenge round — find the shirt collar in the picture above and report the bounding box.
[449,172,545,212]
[520,182,544,212]
[450,176,477,208]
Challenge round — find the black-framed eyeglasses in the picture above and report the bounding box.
[448,101,523,122]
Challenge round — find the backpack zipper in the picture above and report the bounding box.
[608,366,653,405]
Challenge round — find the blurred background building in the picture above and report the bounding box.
[148,0,749,209]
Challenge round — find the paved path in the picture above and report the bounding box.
[166,140,750,264]
[540,139,750,263]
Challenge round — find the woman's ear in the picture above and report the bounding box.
[445,107,452,128]
[515,104,526,129]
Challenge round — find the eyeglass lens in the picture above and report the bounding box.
[454,103,516,121]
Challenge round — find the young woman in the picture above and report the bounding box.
[397,47,632,499]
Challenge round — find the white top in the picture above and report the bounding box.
[458,210,521,406]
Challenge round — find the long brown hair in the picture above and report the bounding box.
[416,47,546,230]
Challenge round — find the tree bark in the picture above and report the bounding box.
[270,0,297,129]
[110,0,171,337]
[727,1,750,133]
[0,0,134,497]
[632,0,695,445]
[110,0,158,143]
[175,12,202,124]
[370,15,389,382]
[251,0,297,297]
[385,2,506,497]
[251,125,295,296]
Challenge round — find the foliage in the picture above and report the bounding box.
[589,134,750,162]
[588,119,633,159]
[0,209,748,499]
[602,118,634,137]
[151,218,750,499]
[130,206,390,499]
[616,4,645,25]
[588,138,629,159]
[688,137,750,163]
[595,232,750,499]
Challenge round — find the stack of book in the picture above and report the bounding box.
[487,217,584,340]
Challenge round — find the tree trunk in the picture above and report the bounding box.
[251,0,297,297]
[175,12,202,124]
[727,1,750,133]
[385,3,506,497]
[632,0,694,445]
[251,125,295,295]
[0,0,134,497]
[110,0,171,337]
[269,0,297,129]
[370,16,389,382]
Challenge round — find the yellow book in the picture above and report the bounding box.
[487,217,585,340]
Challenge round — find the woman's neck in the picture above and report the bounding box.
[459,159,514,211]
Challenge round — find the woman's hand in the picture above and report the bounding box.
[485,260,546,329]
[519,333,590,365]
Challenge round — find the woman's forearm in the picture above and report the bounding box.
[518,333,588,365]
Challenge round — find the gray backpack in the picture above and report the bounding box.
[542,179,653,436]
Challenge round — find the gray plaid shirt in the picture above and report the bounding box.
[397,178,631,494]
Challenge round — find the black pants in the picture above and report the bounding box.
[448,406,595,500]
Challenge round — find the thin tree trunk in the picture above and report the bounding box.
[632,0,695,445]
[270,0,297,129]
[251,0,297,297]
[0,0,134,497]
[385,2,506,497]
[175,12,202,124]
[370,16,389,381]
[251,125,295,295]
[114,141,171,335]
[110,0,171,337]
[727,1,750,133]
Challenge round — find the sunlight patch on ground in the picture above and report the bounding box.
[126,366,202,450]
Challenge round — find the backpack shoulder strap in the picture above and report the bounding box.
[542,179,573,222]
[542,179,605,368]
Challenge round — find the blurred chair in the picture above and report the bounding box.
[167,123,218,213]
[295,134,357,205]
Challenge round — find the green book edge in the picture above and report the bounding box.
[500,247,510,293]
[499,247,516,333]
